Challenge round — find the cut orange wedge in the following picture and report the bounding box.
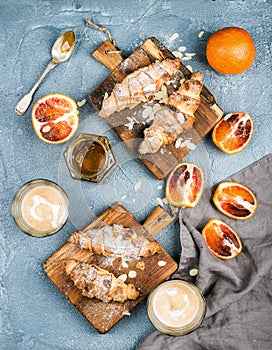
[202,218,242,260]
[213,181,257,220]
[166,162,204,208]
[212,112,253,155]
[32,93,79,144]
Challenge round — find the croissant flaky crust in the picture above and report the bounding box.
[69,224,161,258]
[99,58,181,118]
[98,56,203,154]
[64,259,139,303]
[139,71,203,154]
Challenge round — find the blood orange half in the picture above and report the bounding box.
[32,93,79,144]
[166,162,204,208]
[213,181,257,220]
[202,218,242,260]
[212,112,253,155]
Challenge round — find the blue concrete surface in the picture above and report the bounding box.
[0,0,271,349]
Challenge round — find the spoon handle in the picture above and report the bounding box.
[14,59,57,116]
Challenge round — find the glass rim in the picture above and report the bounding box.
[12,179,69,238]
[64,133,113,180]
[147,279,206,335]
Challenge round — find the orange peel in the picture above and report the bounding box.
[166,162,204,208]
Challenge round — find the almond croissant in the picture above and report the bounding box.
[138,71,203,154]
[99,58,181,118]
[64,259,139,303]
[69,224,160,258]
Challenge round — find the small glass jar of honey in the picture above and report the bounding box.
[64,133,116,183]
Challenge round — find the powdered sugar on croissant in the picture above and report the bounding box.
[64,260,139,303]
[139,72,203,154]
[99,58,181,118]
[69,224,160,258]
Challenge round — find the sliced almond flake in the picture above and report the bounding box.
[125,116,139,130]
[175,137,185,148]
[42,125,51,133]
[198,31,205,38]
[156,197,164,206]
[184,139,196,150]
[189,268,199,276]
[158,260,166,267]
[169,33,179,41]
[124,121,135,131]
[103,91,109,100]
[142,106,153,119]
[157,185,163,189]
[92,39,97,44]
[136,261,145,271]
[181,56,192,61]
[118,274,127,282]
[186,65,193,72]
[77,98,86,107]
[122,310,131,316]
[121,194,127,199]
[175,138,182,148]
[122,261,129,268]
[172,51,182,58]
[128,270,137,278]
[162,197,168,204]
[134,181,142,192]
[178,46,187,52]
[185,52,196,57]
[177,113,185,124]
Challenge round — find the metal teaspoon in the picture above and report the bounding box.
[14,30,76,116]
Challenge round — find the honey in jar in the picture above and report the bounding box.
[64,133,116,183]
[80,141,106,176]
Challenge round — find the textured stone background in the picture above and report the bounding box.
[0,0,271,349]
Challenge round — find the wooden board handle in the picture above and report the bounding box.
[143,206,174,237]
[92,40,123,71]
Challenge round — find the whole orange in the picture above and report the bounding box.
[206,27,256,74]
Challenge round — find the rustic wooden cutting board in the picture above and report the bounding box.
[89,37,223,180]
[44,202,177,334]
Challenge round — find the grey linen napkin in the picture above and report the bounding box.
[138,154,272,350]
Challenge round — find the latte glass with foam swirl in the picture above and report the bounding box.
[12,179,69,237]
